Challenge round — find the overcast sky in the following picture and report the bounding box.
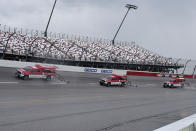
[0,0,196,60]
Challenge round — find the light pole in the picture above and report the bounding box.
[43,0,57,63]
[182,59,191,74]
[4,25,6,32]
[175,58,181,73]
[44,0,57,38]
[192,65,196,79]
[112,4,137,45]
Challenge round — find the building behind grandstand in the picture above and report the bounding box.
[0,25,183,73]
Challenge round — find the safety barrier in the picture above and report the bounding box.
[154,114,196,131]
[126,70,196,79]
[0,60,127,75]
[126,70,159,77]
[0,60,195,78]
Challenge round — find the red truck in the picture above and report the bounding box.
[163,78,185,88]
[99,74,128,87]
[15,64,57,80]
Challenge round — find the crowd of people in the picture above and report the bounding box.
[0,29,174,65]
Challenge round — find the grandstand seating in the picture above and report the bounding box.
[0,29,173,65]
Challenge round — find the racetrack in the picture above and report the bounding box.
[0,67,196,131]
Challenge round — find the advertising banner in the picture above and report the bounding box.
[84,68,97,73]
[101,69,113,74]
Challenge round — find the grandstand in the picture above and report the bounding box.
[0,25,183,72]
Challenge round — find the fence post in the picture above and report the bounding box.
[30,30,33,36]
[21,28,23,34]
[41,31,44,37]
[14,27,17,33]
[192,65,196,79]
[82,35,84,41]
[4,25,6,32]
[27,29,29,35]
[62,33,65,39]
[86,36,88,42]
[35,30,38,36]
[89,37,91,42]
[99,38,102,43]
[66,34,69,40]
[58,33,60,38]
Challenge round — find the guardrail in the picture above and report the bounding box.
[154,114,196,131]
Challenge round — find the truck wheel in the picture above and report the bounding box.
[121,82,126,87]
[46,76,51,81]
[163,84,167,88]
[106,82,111,87]
[23,75,29,80]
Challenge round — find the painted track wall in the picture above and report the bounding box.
[0,60,127,75]
[126,70,196,79]
[0,59,195,78]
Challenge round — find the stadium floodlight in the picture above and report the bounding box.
[112,4,137,45]
[182,59,191,74]
[125,4,138,10]
[44,0,57,38]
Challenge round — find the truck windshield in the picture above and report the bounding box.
[104,76,113,80]
[23,67,31,71]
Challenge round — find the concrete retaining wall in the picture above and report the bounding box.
[154,114,196,131]
[126,70,196,79]
[0,60,195,78]
[126,70,159,77]
[0,60,127,75]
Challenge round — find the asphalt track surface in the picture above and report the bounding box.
[0,67,196,131]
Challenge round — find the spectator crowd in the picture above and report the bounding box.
[0,29,174,65]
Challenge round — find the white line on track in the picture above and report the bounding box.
[51,82,67,85]
[0,82,19,84]
[88,83,97,84]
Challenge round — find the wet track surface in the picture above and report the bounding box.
[0,67,196,131]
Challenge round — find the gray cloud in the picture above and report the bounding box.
[0,0,195,60]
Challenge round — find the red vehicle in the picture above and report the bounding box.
[15,64,57,80]
[99,74,127,87]
[163,78,185,88]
